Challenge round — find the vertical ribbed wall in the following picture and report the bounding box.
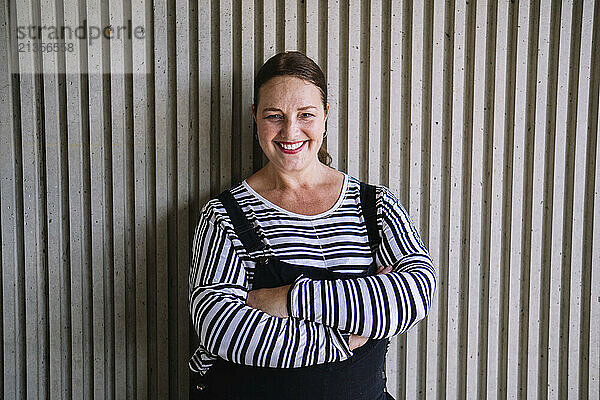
[1,0,598,399]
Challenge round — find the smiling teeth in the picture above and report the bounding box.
[279,141,304,150]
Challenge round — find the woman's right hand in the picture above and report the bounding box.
[348,265,394,350]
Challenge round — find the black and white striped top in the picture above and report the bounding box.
[189,172,437,374]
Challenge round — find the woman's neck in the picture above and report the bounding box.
[260,161,332,191]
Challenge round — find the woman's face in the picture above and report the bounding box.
[253,76,328,173]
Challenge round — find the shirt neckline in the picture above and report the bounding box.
[242,172,349,220]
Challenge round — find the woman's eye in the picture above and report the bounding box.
[266,114,282,120]
[300,113,314,118]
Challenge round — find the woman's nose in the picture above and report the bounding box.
[281,117,298,136]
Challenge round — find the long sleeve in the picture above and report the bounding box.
[189,201,353,373]
[287,186,437,338]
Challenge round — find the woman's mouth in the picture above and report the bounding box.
[275,141,307,154]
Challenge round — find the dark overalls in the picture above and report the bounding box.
[191,182,394,400]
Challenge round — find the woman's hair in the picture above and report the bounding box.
[253,51,332,167]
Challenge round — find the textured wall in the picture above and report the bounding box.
[1,0,599,399]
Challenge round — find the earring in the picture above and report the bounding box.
[323,131,327,139]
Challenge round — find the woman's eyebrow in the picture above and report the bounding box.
[262,105,318,113]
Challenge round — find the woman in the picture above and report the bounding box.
[189,51,437,400]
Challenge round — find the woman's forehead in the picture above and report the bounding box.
[258,76,322,108]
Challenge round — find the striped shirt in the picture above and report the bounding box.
[189,172,437,374]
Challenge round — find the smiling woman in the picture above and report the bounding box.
[252,51,333,168]
[252,74,329,175]
[188,51,437,400]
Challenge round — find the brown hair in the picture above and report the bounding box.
[253,51,332,166]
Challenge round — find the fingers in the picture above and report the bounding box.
[376,265,393,275]
[245,286,290,318]
[349,334,369,350]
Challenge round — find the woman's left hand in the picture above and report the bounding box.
[246,284,291,318]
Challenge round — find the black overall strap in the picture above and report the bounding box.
[359,182,382,254]
[217,189,265,253]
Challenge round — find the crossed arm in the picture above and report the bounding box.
[247,256,435,337]
[190,190,437,369]
[246,264,395,349]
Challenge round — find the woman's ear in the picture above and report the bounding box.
[251,104,257,121]
[324,103,330,121]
